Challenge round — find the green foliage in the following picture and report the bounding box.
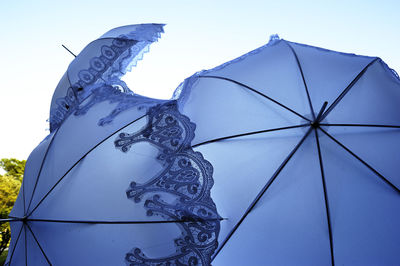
[0,158,24,260]
[0,249,8,265]
[0,158,26,181]
[0,175,21,215]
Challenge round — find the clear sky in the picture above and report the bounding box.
[0,0,399,161]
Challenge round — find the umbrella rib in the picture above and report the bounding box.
[0,218,22,223]
[319,127,400,193]
[24,225,27,266]
[7,223,23,265]
[198,75,311,122]
[320,58,379,121]
[211,127,313,261]
[314,129,335,266]
[22,172,26,216]
[26,128,60,214]
[320,123,400,129]
[26,223,52,265]
[26,114,147,218]
[285,42,316,120]
[17,217,225,224]
[192,124,309,148]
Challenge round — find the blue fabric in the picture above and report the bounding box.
[7,30,400,266]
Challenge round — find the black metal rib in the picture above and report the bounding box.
[7,222,23,265]
[212,127,313,261]
[26,223,51,265]
[26,128,60,214]
[319,127,400,193]
[314,129,335,266]
[22,173,26,216]
[192,124,309,148]
[320,123,400,129]
[21,217,225,224]
[320,58,379,121]
[7,216,24,221]
[0,218,21,223]
[198,75,311,122]
[315,102,328,123]
[24,225,27,266]
[285,42,316,120]
[27,114,147,217]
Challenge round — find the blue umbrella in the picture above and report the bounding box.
[175,35,400,265]
[4,23,222,266]
[3,29,400,265]
[4,23,216,266]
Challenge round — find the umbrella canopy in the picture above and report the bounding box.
[4,29,400,265]
[174,35,400,265]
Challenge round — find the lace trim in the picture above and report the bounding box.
[115,101,220,266]
[283,40,400,84]
[173,34,282,103]
[74,84,160,126]
[112,24,164,80]
[379,59,400,84]
[49,83,161,130]
[173,34,400,106]
[172,70,205,106]
[49,24,164,132]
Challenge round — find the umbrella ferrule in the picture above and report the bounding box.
[311,121,320,128]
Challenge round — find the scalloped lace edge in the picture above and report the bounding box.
[49,25,164,132]
[112,27,164,79]
[174,34,400,107]
[173,34,281,104]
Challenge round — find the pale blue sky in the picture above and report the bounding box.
[0,0,399,160]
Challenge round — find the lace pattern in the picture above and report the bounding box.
[74,84,159,126]
[115,101,220,266]
[173,35,282,103]
[50,24,164,132]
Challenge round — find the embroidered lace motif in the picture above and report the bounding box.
[115,101,220,266]
[50,24,164,131]
[73,84,159,126]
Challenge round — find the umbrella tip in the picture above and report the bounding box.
[61,44,77,58]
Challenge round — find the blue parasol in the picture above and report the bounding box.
[4,24,219,266]
[3,28,400,265]
[175,35,400,265]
